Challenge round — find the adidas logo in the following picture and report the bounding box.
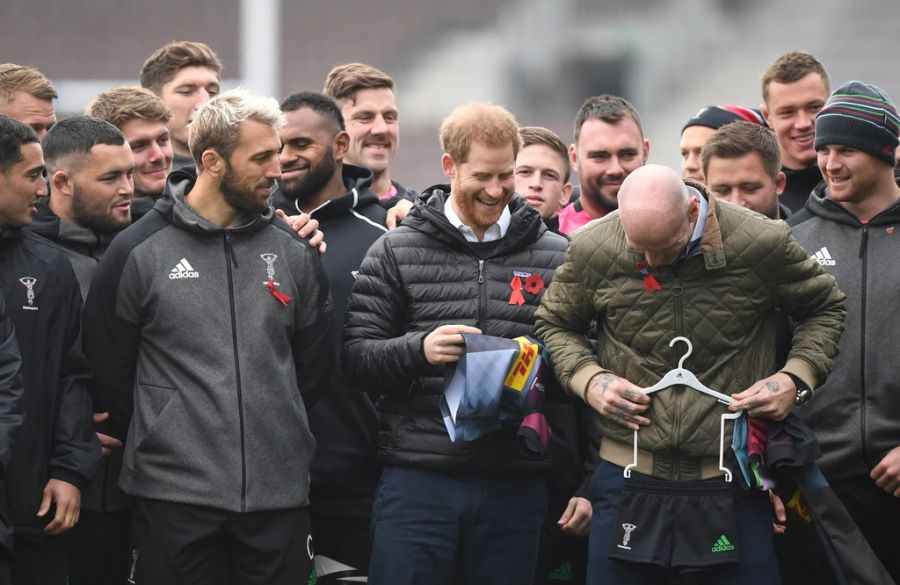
[813,247,836,266]
[549,561,573,581]
[711,534,736,553]
[169,258,199,279]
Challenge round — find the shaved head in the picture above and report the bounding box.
[619,165,700,267]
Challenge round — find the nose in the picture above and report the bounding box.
[266,159,282,180]
[796,110,813,130]
[822,151,840,171]
[36,177,49,198]
[485,178,503,198]
[606,156,624,177]
[147,141,163,163]
[121,175,135,197]
[371,114,388,136]
[683,152,700,176]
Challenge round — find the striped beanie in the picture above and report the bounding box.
[815,81,900,165]
[682,105,767,133]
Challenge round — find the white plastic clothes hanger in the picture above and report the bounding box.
[623,336,739,481]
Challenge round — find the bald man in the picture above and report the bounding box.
[535,165,845,584]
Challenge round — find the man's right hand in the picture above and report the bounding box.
[93,411,122,457]
[423,325,482,365]
[585,372,651,431]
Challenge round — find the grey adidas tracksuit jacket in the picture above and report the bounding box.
[83,168,334,512]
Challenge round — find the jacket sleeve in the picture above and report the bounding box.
[0,293,24,473]
[82,246,142,442]
[533,234,609,401]
[292,248,335,410]
[342,235,431,396]
[770,225,846,390]
[49,262,101,488]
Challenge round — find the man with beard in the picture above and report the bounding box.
[760,52,831,212]
[557,95,650,235]
[271,91,386,579]
[140,41,222,170]
[0,115,99,584]
[0,64,57,141]
[343,103,568,584]
[82,90,334,584]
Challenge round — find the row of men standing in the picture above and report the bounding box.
[0,42,897,585]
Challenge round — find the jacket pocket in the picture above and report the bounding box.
[131,383,178,454]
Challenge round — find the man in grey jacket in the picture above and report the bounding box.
[82,89,334,585]
[787,80,900,582]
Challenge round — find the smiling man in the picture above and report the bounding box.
[557,94,650,234]
[760,52,830,212]
[343,103,568,585]
[140,41,222,170]
[787,81,900,583]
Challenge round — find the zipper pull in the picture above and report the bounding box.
[225,232,239,268]
[858,224,868,259]
[478,259,484,284]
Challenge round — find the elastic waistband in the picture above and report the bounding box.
[600,438,726,481]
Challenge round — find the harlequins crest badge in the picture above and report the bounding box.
[19,277,38,311]
[261,254,292,306]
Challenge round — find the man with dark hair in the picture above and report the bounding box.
[29,115,134,585]
[701,121,788,220]
[760,51,831,212]
[344,102,568,584]
[516,126,573,232]
[557,94,650,234]
[140,41,222,169]
[0,114,100,585]
[272,90,386,579]
[82,90,333,584]
[535,163,845,584]
[0,64,57,141]
[680,105,767,183]
[787,81,900,582]
[324,63,415,206]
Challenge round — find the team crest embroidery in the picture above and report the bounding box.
[261,253,292,306]
[19,277,38,311]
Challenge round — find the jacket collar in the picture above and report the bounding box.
[804,171,900,227]
[685,179,726,270]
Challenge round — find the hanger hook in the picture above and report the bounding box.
[670,336,692,369]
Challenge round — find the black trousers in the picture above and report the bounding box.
[66,508,133,585]
[131,498,314,585]
[11,533,66,585]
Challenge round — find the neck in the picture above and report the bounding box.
[297,169,346,214]
[185,173,242,227]
[370,169,392,198]
[840,175,900,222]
[579,191,611,219]
[48,193,76,225]
[783,159,816,173]
[173,140,191,160]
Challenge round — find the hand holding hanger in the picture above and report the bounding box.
[728,372,797,420]
[585,372,651,431]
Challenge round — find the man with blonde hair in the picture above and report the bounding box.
[344,102,568,584]
[0,63,57,140]
[140,41,222,169]
[324,62,416,206]
[83,90,334,584]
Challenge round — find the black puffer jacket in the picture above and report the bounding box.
[343,187,568,477]
[0,227,99,533]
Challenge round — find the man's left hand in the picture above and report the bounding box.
[729,372,795,420]
[38,479,81,535]
[558,496,592,536]
[871,445,900,497]
[275,210,326,254]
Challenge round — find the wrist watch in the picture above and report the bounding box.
[785,373,812,406]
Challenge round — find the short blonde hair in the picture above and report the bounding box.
[86,85,171,129]
[0,63,57,104]
[761,52,830,102]
[189,88,284,166]
[324,63,394,104]
[439,103,521,163]
[140,41,222,94]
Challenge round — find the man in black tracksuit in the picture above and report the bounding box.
[787,82,900,582]
[82,91,333,585]
[0,116,100,585]
[343,103,568,584]
[0,292,25,585]
[272,91,387,579]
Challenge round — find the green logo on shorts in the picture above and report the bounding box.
[711,534,735,552]
[307,566,317,585]
[550,561,574,581]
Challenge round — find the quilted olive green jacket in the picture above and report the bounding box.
[534,190,846,480]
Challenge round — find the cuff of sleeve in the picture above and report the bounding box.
[780,358,816,392]
[48,468,85,490]
[570,364,608,401]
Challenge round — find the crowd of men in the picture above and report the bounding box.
[0,42,897,585]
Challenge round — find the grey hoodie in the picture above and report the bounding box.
[83,168,334,512]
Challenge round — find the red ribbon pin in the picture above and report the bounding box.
[266,279,292,306]
[509,276,526,305]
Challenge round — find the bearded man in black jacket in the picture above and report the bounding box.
[343,103,568,585]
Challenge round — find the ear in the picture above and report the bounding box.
[687,196,701,224]
[760,103,772,127]
[774,171,787,196]
[559,182,574,209]
[568,144,578,172]
[441,153,456,179]
[200,149,223,177]
[51,170,74,198]
[333,131,350,161]
[642,139,651,163]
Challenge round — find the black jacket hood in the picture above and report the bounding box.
[803,171,900,227]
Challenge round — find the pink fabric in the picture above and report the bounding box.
[378,184,398,201]
[557,201,604,234]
